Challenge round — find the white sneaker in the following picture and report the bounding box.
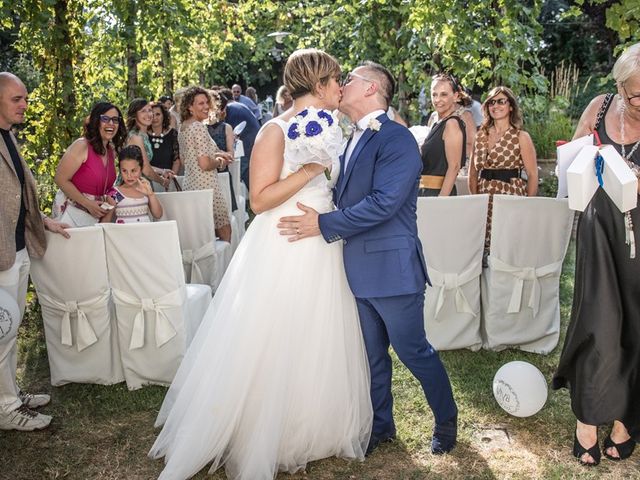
[0,405,52,431]
[18,390,51,408]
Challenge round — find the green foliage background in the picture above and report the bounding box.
[1,0,638,210]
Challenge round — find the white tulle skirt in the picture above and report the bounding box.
[149,188,372,480]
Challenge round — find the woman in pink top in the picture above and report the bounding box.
[54,102,127,226]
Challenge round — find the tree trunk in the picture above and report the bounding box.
[161,39,173,95]
[53,0,76,142]
[124,0,138,99]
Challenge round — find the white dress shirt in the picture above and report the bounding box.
[344,109,385,172]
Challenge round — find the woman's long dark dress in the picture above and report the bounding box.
[553,95,640,441]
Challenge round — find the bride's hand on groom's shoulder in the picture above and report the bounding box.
[277,202,321,242]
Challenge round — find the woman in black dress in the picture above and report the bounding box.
[418,74,466,196]
[149,102,181,178]
[553,42,640,466]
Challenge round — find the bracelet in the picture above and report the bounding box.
[300,165,311,183]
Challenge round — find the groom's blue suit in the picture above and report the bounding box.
[319,113,457,442]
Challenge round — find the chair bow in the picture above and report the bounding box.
[428,261,481,321]
[112,287,184,350]
[488,257,564,317]
[182,242,216,284]
[37,291,107,352]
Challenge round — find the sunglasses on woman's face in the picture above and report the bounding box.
[99,115,121,124]
[487,98,509,107]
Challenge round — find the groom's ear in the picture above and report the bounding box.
[364,81,379,99]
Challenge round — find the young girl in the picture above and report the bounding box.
[102,145,163,223]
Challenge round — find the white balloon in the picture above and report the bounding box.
[0,288,20,342]
[493,361,548,417]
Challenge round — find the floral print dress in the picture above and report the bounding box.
[179,121,230,229]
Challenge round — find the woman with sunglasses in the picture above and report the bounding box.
[53,102,127,226]
[468,86,537,252]
[418,74,467,196]
[553,43,640,467]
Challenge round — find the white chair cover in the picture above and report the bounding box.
[481,195,573,353]
[417,195,488,350]
[455,175,471,195]
[228,160,241,204]
[29,227,124,386]
[218,172,241,255]
[156,190,230,290]
[102,221,211,390]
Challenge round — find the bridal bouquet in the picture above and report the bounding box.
[285,107,344,179]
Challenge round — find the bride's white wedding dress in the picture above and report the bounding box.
[149,118,373,480]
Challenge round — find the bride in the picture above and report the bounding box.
[149,48,373,480]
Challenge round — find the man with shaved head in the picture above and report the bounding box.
[0,72,69,431]
[231,83,261,121]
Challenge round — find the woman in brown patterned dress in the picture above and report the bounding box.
[468,86,538,251]
[179,86,233,242]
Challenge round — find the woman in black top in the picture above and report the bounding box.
[553,43,640,467]
[149,102,181,176]
[418,74,466,196]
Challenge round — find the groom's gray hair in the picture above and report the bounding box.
[359,61,395,108]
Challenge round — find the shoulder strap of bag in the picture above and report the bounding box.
[594,93,614,130]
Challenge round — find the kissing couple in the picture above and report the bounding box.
[149,48,458,480]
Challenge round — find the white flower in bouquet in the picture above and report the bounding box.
[285,107,344,179]
[409,125,431,147]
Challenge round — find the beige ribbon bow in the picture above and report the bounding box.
[112,287,184,350]
[182,243,216,284]
[488,257,563,317]
[428,261,481,321]
[37,290,107,352]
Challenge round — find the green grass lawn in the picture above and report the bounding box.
[2,242,640,480]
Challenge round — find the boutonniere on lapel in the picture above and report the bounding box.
[367,118,382,132]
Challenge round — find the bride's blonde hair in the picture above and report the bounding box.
[284,48,341,100]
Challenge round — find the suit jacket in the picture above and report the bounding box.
[318,113,429,298]
[0,130,46,271]
[225,102,261,159]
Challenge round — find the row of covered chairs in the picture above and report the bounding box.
[30,222,212,390]
[417,194,573,354]
[153,170,249,256]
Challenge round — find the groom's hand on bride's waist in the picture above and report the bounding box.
[278,202,321,242]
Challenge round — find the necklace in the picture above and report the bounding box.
[619,105,640,161]
[150,131,165,149]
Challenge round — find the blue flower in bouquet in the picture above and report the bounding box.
[317,110,334,126]
[287,123,300,140]
[305,121,323,137]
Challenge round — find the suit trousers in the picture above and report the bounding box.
[356,291,457,437]
[0,248,30,413]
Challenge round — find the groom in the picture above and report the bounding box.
[278,61,458,455]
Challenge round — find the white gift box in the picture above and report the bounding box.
[567,144,638,212]
[556,134,593,199]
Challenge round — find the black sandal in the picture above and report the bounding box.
[573,431,601,466]
[603,435,636,461]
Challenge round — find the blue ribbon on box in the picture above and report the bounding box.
[595,152,604,187]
